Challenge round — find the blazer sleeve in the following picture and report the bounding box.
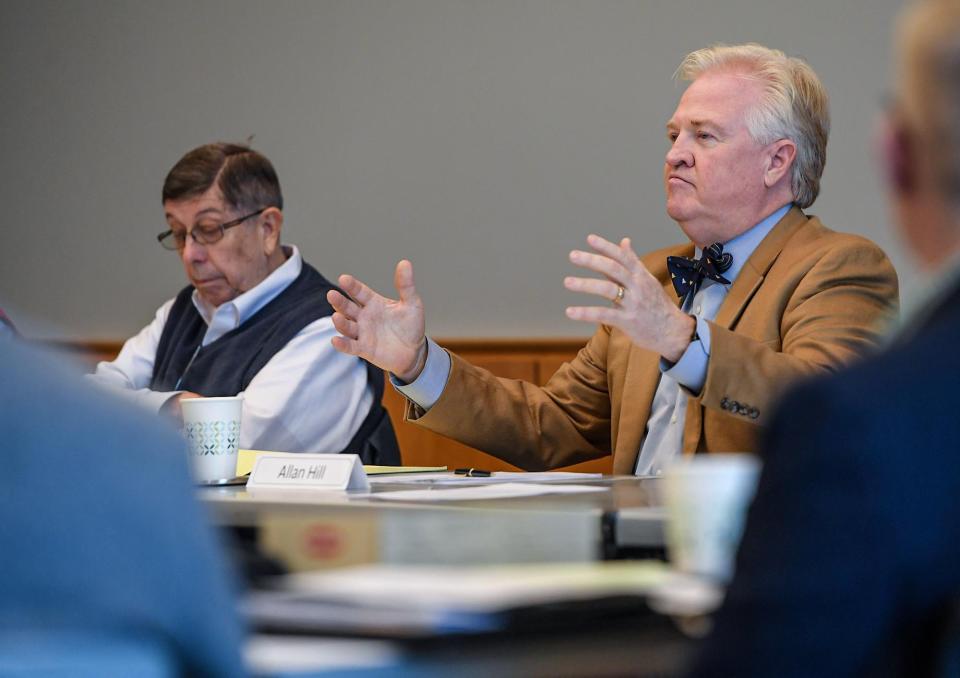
[405,325,617,470]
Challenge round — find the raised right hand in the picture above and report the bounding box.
[327,260,428,383]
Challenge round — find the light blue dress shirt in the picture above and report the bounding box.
[395,203,792,473]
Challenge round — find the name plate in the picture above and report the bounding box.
[247,453,370,491]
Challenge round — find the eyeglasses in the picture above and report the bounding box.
[156,207,267,251]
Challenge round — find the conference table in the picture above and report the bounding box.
[200,474,667,572]
[199,473,700,677]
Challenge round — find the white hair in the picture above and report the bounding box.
[676,43,830,209]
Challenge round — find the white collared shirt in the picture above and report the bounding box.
[90,245,373,453]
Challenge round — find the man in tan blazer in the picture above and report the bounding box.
[327,44,899,474]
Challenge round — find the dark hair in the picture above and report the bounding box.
[161,142,283,212]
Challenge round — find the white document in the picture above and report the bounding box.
[245,636,400,674]
[367,471,602,485]
[244,561,671,637]
[370,482,607,502]
[277,561,669,611]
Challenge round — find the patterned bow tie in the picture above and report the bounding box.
[666,243,733,303]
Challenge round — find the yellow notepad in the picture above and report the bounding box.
[363,465,448,475]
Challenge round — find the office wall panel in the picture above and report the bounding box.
[0,0,910,340]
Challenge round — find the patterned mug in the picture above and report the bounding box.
[180,396,243,483]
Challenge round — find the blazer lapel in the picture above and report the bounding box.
[714,206,808,330]
[612,209,805,471]
[614,344,661,474]
[682,208,805,455]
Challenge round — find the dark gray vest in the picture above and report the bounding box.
[150,262,399,463]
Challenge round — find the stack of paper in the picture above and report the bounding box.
[370,482,607,502]
[245,561,670,636]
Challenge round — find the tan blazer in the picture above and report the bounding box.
[407,208,899,474]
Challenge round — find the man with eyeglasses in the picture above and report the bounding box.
[91,142,399,462]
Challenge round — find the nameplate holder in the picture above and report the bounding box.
[247,453,369,491]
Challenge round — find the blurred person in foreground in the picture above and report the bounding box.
[0,308,17,338]
[327,44,898,475]
[91,142,398,462]
[0,340,246,676]
[690,1,960,675]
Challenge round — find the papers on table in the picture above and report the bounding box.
[370,482,608,502]
[366,470,608,501]
[235,451,607,502]
[245,636,400,674]
[245,561,671,636]
[366,471,603,485]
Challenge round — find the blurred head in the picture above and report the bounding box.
[883,0,960,268]
[161,143,286,307]
[666,44,829,247]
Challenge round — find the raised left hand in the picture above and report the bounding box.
[564,234,695,363]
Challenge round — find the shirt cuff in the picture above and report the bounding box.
[86,375,183,414]
[390,337,451,410]
[134,389,183,414]
[659,316,711,394]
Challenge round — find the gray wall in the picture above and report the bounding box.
[0,0,912,341]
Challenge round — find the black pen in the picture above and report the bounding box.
[454,468,492,477]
